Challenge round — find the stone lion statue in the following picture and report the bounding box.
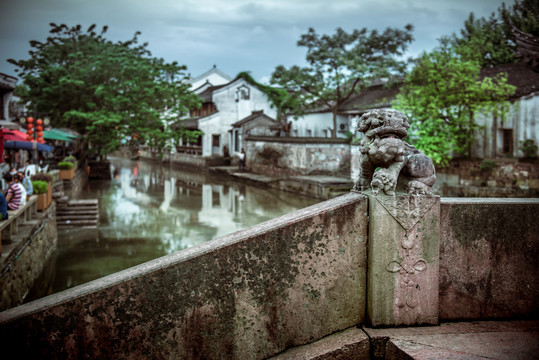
[353,109,436,196]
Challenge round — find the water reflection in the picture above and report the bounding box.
[53,157,318,293]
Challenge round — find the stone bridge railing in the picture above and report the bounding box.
[0,193,537,359]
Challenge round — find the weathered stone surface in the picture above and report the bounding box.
[0,204,57,311]
[367,192,439,327]
[367,320,539,360]
[0,192,368,360]
[439,198,539,320]
[269,327,370,360]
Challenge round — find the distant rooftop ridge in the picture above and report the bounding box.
[188,65,233,86]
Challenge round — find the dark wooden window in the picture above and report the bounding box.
[190,102,217,117]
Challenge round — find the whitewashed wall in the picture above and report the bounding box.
[288,112,351,139]
[246,139,351,175]
[473,93,539,158]
[199,79,277,157]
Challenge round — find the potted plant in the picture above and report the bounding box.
[31,173,53,207]
[32,180,50,211]
[58,160,75,180]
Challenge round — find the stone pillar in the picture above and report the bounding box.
[367,192,440,327]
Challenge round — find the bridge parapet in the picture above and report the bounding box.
[0,192,368,359]
[0,194,537,358]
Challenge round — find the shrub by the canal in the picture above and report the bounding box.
[31,173,52,183]
[32,180,49,194]
[57,161,74,170]
[63,155,77,163]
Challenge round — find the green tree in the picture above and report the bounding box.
[394,38,516,167]
[270,25,414,137]
[454,0,539,67]
[500,0,539,36]
[455,12,515,67]
[9,23,201,158]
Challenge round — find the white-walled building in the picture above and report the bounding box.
[193,73,278,157]
[286,80,399,140]
[473,63,539,158]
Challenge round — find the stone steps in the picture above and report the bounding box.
[57,208,99,214]
[56,198,99,229]
[57,215,99,221]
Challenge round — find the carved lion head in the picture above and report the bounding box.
[357,109,410,140]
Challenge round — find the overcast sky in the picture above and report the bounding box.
[1,0,513,84]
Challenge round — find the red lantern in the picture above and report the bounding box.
[37,131,44,138]
[37,137,44,143]
[26,135,33,141]
[27,123,34,130]
[27,117,34,124]
[36,118,43,126]
[36,125,43,132]
[26,129,34,136]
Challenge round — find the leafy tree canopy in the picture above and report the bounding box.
[454,0,539,67]
[394,38,516,167]
[270,25,414,137]
[9,23,201,157]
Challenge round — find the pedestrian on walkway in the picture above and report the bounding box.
[239,148,246,171]
[18,171,33,196]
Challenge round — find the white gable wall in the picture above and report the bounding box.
[213,79,277,123]
[190,68,232,90]
[198,78,277,157]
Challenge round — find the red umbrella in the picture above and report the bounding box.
[2,129,28,142]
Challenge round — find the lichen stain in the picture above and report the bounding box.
[449,204,535,254]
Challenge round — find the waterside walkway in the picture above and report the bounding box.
[210,165,354,199]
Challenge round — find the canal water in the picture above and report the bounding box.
[51,157,319,294]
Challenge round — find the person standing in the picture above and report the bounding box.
[239,148,246,171]
[18,171,33,196]
[4,173,22,210]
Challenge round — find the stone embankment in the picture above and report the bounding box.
[0,201,57,311]
[435,159,539,197]
[210,165,354,199]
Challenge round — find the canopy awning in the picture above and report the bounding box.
[4,140,53,152]
[56,128,81,139]
[44,129,74,141]
[2,129,27,142]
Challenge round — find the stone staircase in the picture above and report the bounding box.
[56,198,99,230]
